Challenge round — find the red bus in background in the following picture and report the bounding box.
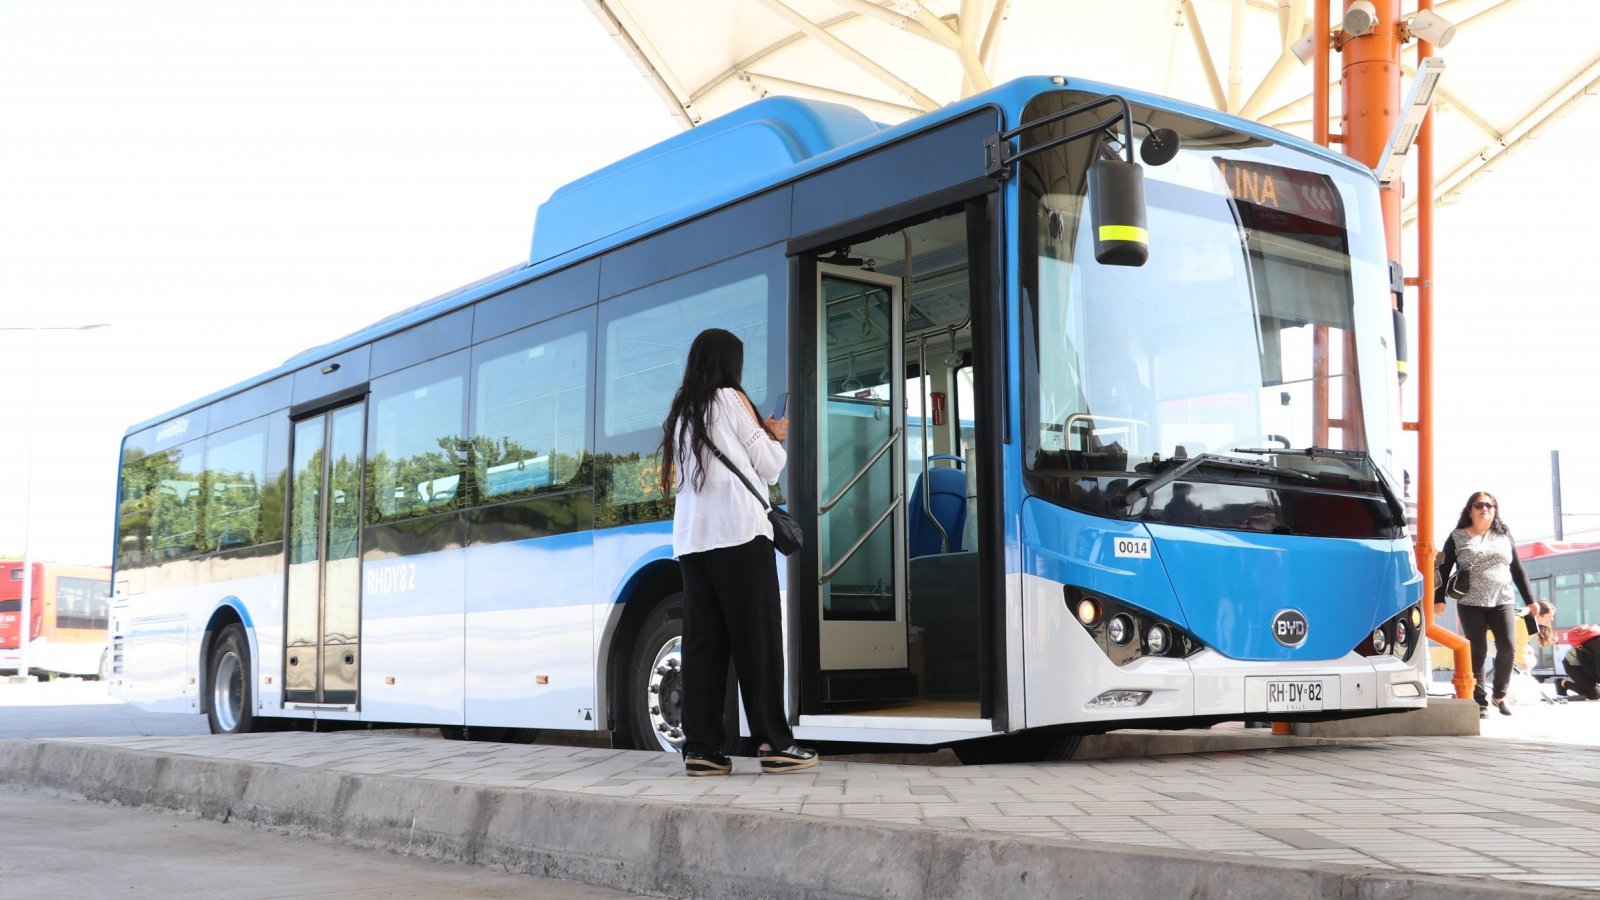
[0,561,112,679]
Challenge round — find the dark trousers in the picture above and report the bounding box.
[678,536,793,756]
[1459,603,1515,706]
[1566,645,1600,700]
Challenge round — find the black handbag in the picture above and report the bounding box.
[1445,567,1471,600]
[710,445,803,556]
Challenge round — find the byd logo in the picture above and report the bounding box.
[1272,609,1309,647]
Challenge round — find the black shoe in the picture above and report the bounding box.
[758,745,819,774]
[1478,706,1489,719]
[1494,697,1512,716]
[684,750,733,777]
[1556,678,1570,697]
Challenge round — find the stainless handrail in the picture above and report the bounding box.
[819,426,901,514]
[819,495,900,585]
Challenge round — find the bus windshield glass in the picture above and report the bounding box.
[1020,92,1398,504]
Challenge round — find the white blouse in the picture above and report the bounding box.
[672,388,787,558]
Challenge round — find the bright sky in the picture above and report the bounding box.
[1,2,1595,566]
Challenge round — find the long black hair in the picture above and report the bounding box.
[659,329,772,495]
[1453,490,1509,535]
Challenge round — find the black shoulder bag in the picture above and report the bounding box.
[709,446,803,556]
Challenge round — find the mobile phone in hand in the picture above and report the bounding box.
[773,392,789,418]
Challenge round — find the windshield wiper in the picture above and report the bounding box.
[1167,446,1409,531]
[1112,452,1314,517]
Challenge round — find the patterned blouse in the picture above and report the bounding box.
[1434,527,1535,609]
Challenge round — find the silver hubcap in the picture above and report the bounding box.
[213,649,242,733]
[645,635,684,752]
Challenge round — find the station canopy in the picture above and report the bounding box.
[585,0,1599,224]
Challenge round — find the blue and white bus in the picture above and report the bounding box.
[109,76,1425,760]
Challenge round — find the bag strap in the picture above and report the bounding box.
[709,444,772,512]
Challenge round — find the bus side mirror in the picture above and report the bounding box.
[1089,158,1149,267]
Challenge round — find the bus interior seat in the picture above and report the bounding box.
[908,458,967,558]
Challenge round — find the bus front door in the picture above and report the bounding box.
[814,265,915,704]
[283,402,365,707]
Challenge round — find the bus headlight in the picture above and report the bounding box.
[1107,615,1133,646]
[1064,587,1203,666]
[1370,627,1388,656]
[1076,598,1102,626]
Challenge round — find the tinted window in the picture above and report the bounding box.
[135,438,207,560]
[595,250,785,527]
[55,576,110,630]
[366,351,468,524]
[472,309,593,502]
[204,417,270,550]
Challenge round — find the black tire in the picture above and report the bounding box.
[626,593,686,752]
[207,624,256,735]
[441,726,539,744]
[623,593,755,756]
[951,730,1083,765]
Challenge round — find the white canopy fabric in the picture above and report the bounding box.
[584,0,1599,222]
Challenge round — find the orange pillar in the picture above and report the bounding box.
[1410,0,1473,698]
[1337,0,1471,698]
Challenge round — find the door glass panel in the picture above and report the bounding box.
[820,274,898,624]
[284,416,324,700]
[283,402,365,705]
[321,403,364,703]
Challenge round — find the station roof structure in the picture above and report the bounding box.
[584,0,1598,224]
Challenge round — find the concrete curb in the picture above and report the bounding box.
[0,739,1584,900]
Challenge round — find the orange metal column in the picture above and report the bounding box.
[1337,0,1471,698]
[1410,0,1473,698]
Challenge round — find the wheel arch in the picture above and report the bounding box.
[598,556,682,732]
[197,598,251,718]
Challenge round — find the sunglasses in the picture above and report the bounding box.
[1472,502,1496,511]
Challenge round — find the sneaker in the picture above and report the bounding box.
[1556,678,1570,697]
[684,750,733,777]
[758,745,819,774]
[1494,697,1512,716]
[1478,706,1489,719]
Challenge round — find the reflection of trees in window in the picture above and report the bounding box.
[205,469,261,550]
[470,435,590,503]
[117,448,155,569]
[366,436,465,525]
[119,441,207,564]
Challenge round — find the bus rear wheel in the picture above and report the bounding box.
[627,594,686,753]
[207,624,256,735]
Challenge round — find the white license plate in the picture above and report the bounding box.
[1265,679,1326,712]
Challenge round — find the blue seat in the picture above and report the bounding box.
[908,455,967,558]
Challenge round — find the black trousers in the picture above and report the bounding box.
[678,536,793,756]
[1566,644,1600,700]
[1459,603,1515,706]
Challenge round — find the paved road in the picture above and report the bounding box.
[0,785,652,899]
[0,678,210,739]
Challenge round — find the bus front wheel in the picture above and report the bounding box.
[207,624,256,735]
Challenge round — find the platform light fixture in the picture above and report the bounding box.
[1342,0,1378,38]
[1376,56,1447,187]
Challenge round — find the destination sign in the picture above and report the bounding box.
[1213,157,1342,233]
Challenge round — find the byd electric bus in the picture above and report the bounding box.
[109,76,1425,761]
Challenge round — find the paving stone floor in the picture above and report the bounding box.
[55,701,1600,891]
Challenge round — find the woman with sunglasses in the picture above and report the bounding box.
[1433,491,1539,718]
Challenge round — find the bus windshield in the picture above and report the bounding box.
[1020,92,1398,503]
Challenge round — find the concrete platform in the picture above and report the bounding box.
[4,719,1599,899]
